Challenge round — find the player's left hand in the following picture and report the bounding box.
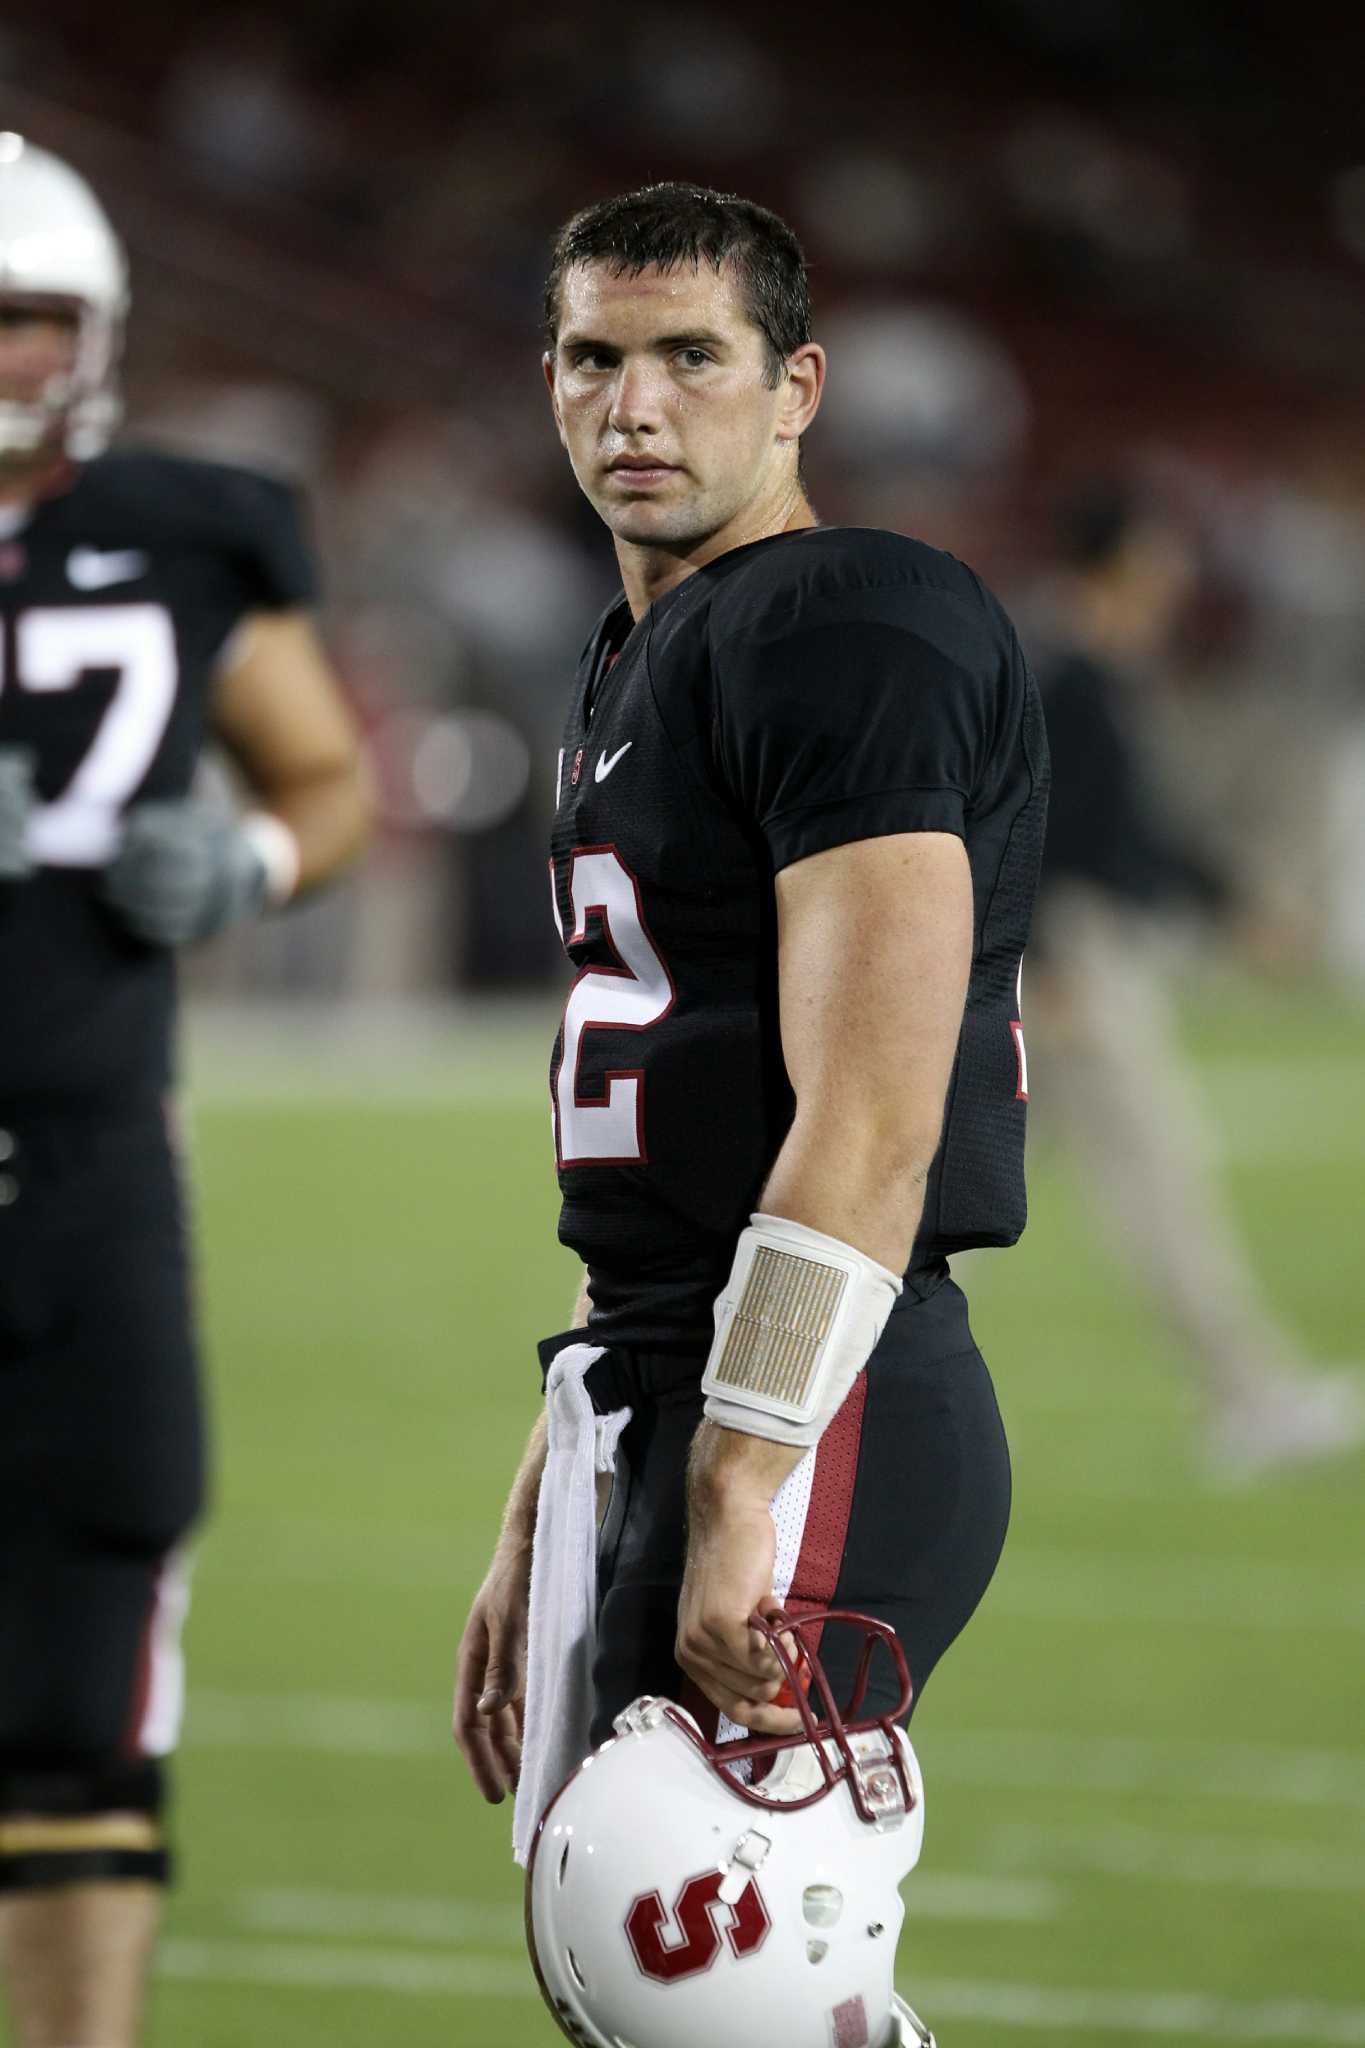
[675,1491,803,1736]
[99,798,273,946]
[453,1541,532,1804]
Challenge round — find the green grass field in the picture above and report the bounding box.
[107,985,1365,2047]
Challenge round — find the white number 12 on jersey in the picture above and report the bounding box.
[552,846,675,1166]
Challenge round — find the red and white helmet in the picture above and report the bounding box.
[0,132,128,460]
[526,1610,937,2048]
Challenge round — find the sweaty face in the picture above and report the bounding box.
[549,260,792,552]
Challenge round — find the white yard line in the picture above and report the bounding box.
[236,1889,526,1945]
[927,1727,1365,1813]
[239,1839,1365,1917]
[979,1819,1365,1896]
[983,1430,1364,1508]
[158,1937,528,1997]
[188,1689,441,1758]
[155,1938,1365,2041]
[989,1550,1365,1634]
[1023,1468,1281,1507]
[232,1876,1056,1940]
[916,1979,1365,2044]
[184,1690,1365,1814]
[239,1835,1364,1925]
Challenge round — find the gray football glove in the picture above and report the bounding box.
[0,747,36,880]
[100,798,273,947]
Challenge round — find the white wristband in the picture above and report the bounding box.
[241,811,301,906]
[701,1213,901,1448]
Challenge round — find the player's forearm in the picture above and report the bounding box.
[248,754,373,895]
[488,1269,590,1561]
[497,1412,550,1556]
[758,1099,940,1275]
[688,1417,804,1512]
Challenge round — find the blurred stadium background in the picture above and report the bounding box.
[6,1,1365,2042]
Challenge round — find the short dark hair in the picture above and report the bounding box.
[543,181,811,388]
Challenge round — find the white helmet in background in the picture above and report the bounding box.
[0,131,128,459]
[526,1609,938,2048]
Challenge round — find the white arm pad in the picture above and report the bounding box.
[700,1213,902,1448]
[241,811,301,906]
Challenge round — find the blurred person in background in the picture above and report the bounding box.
[454,182,1047,2045]
[1027,476,1363,1478]
[0,136,370,2048]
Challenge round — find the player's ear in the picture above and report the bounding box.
[775,342,824,446]
[543,352,568,449]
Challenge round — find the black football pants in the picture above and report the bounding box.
[0,1100,204,1888]
[581,1274,1011,1744]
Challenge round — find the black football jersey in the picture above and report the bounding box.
[549,526,1049,1350]
[1037,645,1226,916]
[0,448,316,1104]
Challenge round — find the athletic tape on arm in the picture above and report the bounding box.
[701,1214,901,1447]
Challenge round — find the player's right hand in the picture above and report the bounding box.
[452,1544,533,1804]
[98,797,271,947]
[675,1491,803,1736]
[0,748,37,880]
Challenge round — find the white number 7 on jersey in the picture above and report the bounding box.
[2,604,178,866]
[552,846,675,1166]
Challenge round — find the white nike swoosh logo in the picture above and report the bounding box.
[595,741,633,783]
[67,547,150,590]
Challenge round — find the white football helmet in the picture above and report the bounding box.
[526,1610,937,2048]
[0,132,127,459]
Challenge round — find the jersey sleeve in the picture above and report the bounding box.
[212,467,319,613]
[711,583,1006,871]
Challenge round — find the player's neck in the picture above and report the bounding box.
[616,485,818,620]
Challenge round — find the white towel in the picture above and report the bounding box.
[512,1343,631,1866]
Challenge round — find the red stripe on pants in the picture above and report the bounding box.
[784,1372,869,1663]
[119,1559,161,1757]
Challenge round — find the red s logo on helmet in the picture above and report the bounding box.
[625,1869,771,1982]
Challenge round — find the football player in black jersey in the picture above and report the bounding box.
[1033,479,1363,1476]
[453,183,1047,1944]
[0,137,371,2048]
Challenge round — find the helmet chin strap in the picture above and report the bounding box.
[892,1994,937,2047]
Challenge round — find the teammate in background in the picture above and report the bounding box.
[1028,478,1362,1477]
[453,184,1047,2041]
[0,136,370,2048]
